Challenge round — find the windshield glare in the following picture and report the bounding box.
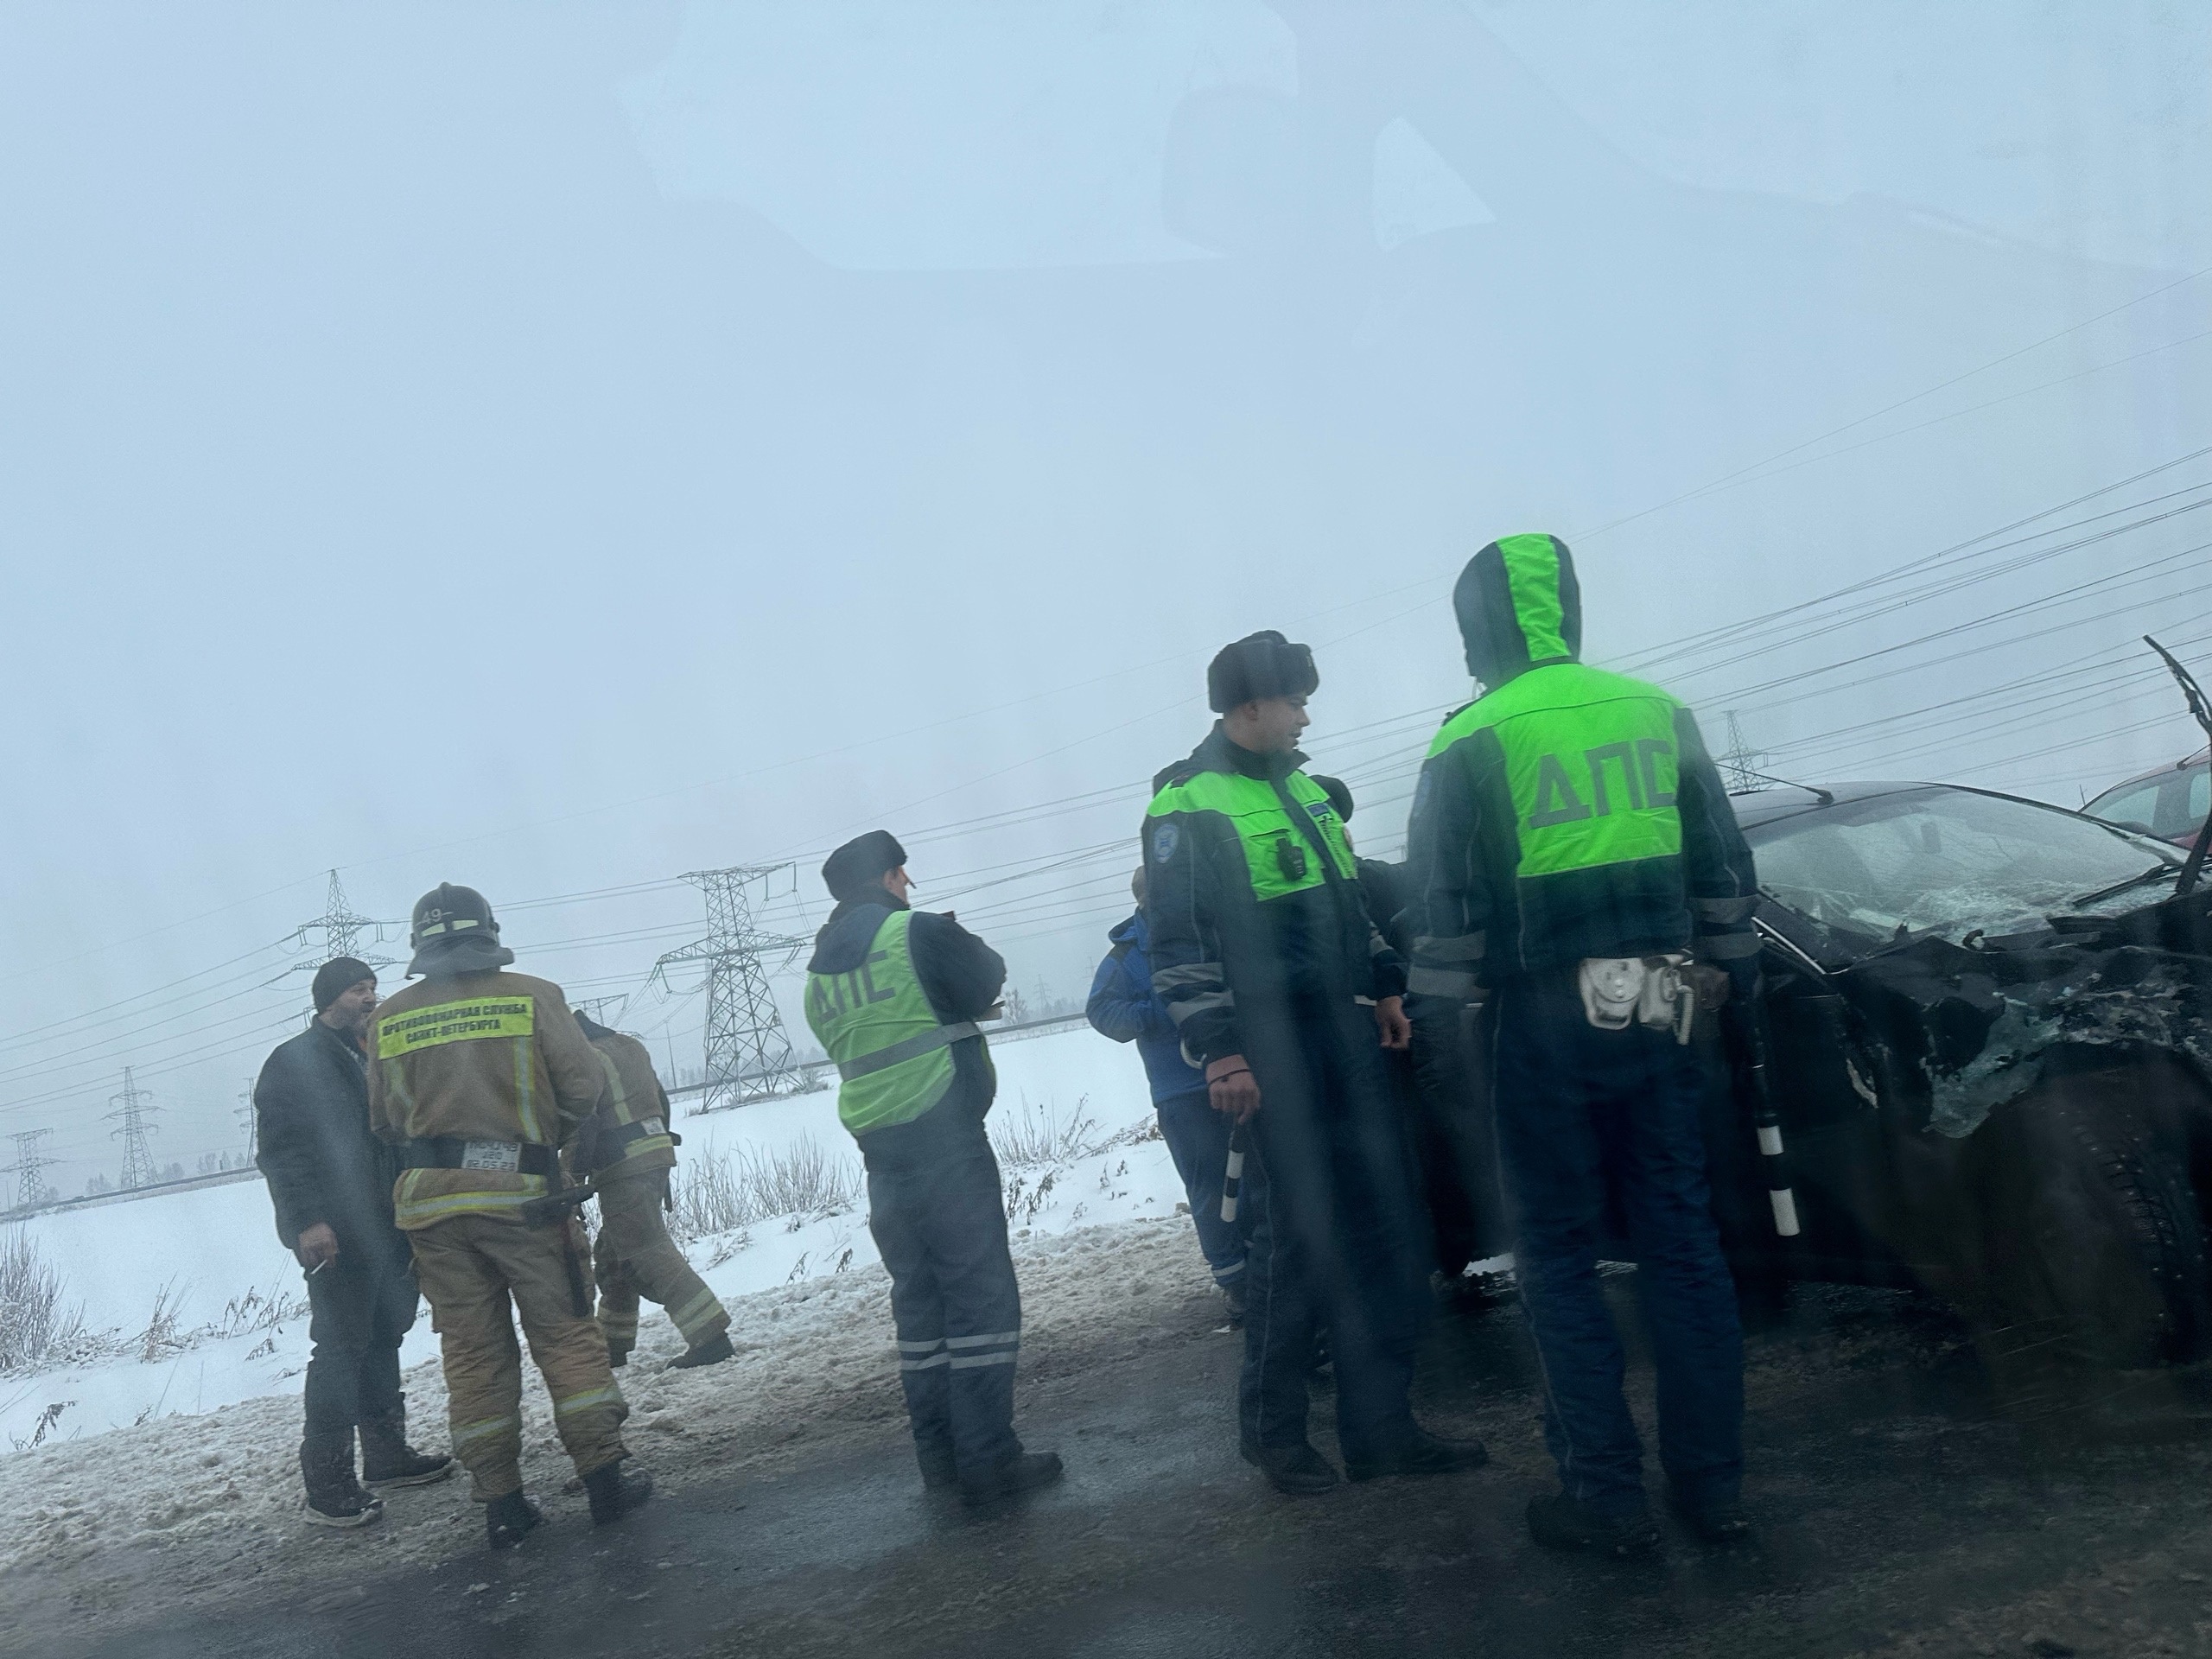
[1745,786,2178,942]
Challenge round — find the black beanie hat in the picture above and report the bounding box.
[311,957,376,1013]
[1310,774,1355,823]
[822,830,908,902]
[1206,630,1319,714]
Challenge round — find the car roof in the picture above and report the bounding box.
[2082,747,2211,808]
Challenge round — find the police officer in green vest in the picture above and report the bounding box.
[1145,632,1488,1495]
[803,830,1063,1505]
[1406,533,1761,1556]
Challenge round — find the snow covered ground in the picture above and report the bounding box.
[0,1021,1236,1648]
[0,1023,1179,1455]
[0,1216,1217,1654]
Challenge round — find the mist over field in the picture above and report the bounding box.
[2,1,2206,1192]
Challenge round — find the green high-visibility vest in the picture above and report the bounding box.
[1142,768,1358,900]
[1426,660,1684,880]
[803,909,990,1136]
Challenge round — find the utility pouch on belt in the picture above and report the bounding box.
[1576,955,1694,1044]
[402,1137,560,1178]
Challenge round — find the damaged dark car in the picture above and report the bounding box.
[1696,781,2212,1384]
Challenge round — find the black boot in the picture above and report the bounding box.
[1240,1439,1339,1496]
[359,1405,455,1491]
[916,1440,960,1491]
[668,1332,734,1370]
[1669,1492,1755,1547]
[584,1458,656,1525]
[1221,1277,1247,1330]
[301,1432,383,1529]
[1343,1423,1489,1483]
[957,1450,1064,1506]
[1527,1492,1662,1559]
[607,1344,630,1370]
[486,1490,543,1549]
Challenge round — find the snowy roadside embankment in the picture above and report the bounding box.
[0,1218,1214,1653]
[0,1020,1229,1645]
[0,1024,1169,1454]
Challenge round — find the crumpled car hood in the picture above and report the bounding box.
[1831,890,2212,1137]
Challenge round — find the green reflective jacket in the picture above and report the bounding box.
[1141,726,1403,1065]
[1406,532,1759,984]
[804,908,992,1136]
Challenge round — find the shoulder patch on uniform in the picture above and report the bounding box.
[1150,821,1180,863]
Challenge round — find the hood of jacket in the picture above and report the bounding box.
[1108,912,1146,951]
[1452,531,1584,688]
[806,895,907,976]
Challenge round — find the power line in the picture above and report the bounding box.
[1642,486,2212,683]
[1573,265,2212,545]
[1615,448,2212,675]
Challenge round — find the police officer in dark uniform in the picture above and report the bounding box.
[1143,632,1486,1494]
[1407,534,1760,1555]
[804,831,1061,1505]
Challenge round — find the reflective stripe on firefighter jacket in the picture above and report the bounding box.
[1405,532,1759,985]
[365,970,607,1230]
[804,908,994,1136]
[579,1028,677,1175]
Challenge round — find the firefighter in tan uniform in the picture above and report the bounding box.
[367,883,655,1548]
[570,1011,732,1370]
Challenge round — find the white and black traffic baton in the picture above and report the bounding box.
[1738,999,1801,1237]
[1220,1123,1246,1224]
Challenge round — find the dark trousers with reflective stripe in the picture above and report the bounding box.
[1491,970,1745,1516]
[863,1115,1022,1480]
[1239,997,1428,1459]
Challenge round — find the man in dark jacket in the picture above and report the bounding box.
[1144,632,1486,1496]
[255,957,452,1529]
[803,831,1061,1505]
[1085,868,1246,1313]
[1406,533,1760,1556]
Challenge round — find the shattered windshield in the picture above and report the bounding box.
[1746,786,2181,942]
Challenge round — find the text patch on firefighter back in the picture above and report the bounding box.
[376,998,535,1058]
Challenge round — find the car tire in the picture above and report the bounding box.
[1975,1069,2211,1378]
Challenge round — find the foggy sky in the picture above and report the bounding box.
[3,1,2207,1188]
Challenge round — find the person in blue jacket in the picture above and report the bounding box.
[1086,868,1248,1319]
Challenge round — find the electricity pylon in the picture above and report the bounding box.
[2,1128,54,1211]
[1719,710,1767,794]
[653,865,807,1113]
[291,870,397,974]
[107,1068,160,1189]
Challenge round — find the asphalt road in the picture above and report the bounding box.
[61,1281,2212,1659]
